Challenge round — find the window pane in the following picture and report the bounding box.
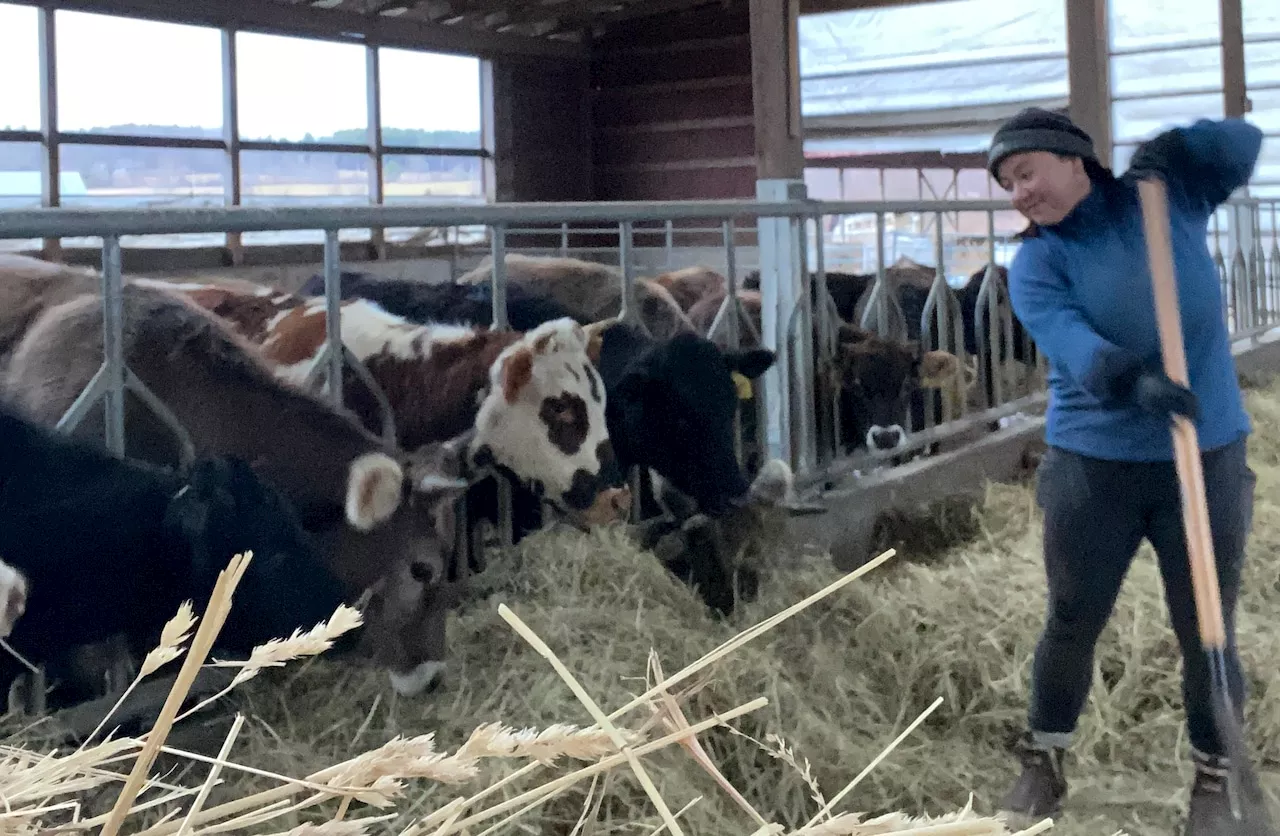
[1254,135,1280,187]
[1111,45,1223,99]
[56,144,226,249]
[379,48,481,149]
[1244,0,1280,41]
[1112,92,1226,145]
[803,167,841,199]
[59,143,225,207]
[0,4,39,131]
[236,32,366,143]
[1109,1,1222,53]
[1246,89,1280,134]
[1246,41,1280,89]
[0,142,43,208]
[239,149,369,245]
[383,154,484,203]
[56,11,222,138]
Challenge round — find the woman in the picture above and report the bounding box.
[987,108,1263,835]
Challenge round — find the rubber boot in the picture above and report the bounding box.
[999,732,1068,819]
[1184,750,1236,836]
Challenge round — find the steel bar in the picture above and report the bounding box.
[101,236,126,457]
[323,230,344,408]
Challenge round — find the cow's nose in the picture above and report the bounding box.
[610,485,633,515]
[869,425,904,450]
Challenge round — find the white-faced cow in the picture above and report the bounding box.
[148,282,631,531]
[0,261,470,698]
[0,402,367,709]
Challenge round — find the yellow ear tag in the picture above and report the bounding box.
[731,371,753,400]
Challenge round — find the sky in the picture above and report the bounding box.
[0,3,482,139]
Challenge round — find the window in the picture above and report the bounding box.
[383,154,483,203]
[1246,0,1280,197]
[798,0,1063,275]
[236,32,367,143]
[379,48,482,150]
[1109,1,1224,169]
[240,149,370,245]
[0,143,44,210]
[799,0,1068,152]
[56,11,222,138]
[0,4,39,132]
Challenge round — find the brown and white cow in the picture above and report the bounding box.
[456,253,696,341]
[0,262,470,697]
[146,282,630,530]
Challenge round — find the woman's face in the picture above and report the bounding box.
[997,151,1091,226]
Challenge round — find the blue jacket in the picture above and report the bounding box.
[1007,118,1263,462]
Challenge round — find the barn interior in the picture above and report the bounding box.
[1,2,1280,836]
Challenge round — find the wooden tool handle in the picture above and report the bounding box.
[1138,177,1227,650]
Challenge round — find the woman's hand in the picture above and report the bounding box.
[1134,370,1200,422]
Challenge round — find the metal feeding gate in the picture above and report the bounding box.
[1,194,1275,570]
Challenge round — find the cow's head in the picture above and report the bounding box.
[306,447,469,697]
[832,325,960,452]
[164,455,356,657]
[471,317,630,528]
[609,330,775,516]
[0,559,27,640]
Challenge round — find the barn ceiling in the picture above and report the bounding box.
[286,0,738,43]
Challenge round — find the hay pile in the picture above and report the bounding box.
[10,380,1280,836]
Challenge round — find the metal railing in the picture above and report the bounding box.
[1,191,1276,554]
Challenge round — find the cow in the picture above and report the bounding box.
[297,270,587,332]
[651,266,727,313]
[0,402,361,709]
[685,287,963,457]
[456,253,696,341]
[286,271,784,608]
[0,267,471,698]
[148,281,631,533]
[741,260,1036,427]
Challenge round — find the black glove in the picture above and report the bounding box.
[1133,370,1199,423]
[1125,128,1190,184]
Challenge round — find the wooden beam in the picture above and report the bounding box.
[8,0,586,60]
[798,0,956,14]
[748,0,803,179]
[1064,0,1111,168]
[1220,0,1248,118]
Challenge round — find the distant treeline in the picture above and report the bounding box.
[0,125,484,189]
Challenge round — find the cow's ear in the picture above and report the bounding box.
[725,347,775,379]
[499,347,535,403]
[918,350,960,388]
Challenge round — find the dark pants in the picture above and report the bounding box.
[1028,436,1255,757]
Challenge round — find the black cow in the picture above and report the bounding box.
[299,271,586,332]
[593,322,775,517]
[0,403,356,708]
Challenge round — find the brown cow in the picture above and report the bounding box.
[651,266,727,313]
[456,253,695,341]
[150,281,631,529]
[0,266,470,698]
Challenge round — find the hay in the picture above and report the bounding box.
[12,381,1280,836]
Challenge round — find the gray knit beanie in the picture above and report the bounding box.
[987,107,1098,179]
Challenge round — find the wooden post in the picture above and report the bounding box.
[748,0,804,181]
[1065,0,1112,168]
